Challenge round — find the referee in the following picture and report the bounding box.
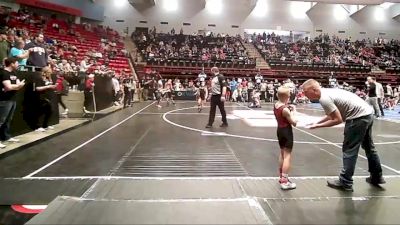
[206,67,228,128]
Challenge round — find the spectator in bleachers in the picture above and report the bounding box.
[28,66,56,132]
[25,33,48,68]
[0,57,25,148]
[122,74,132,108]
[79,56,91,90]
[55,73,69,115]
[10,40,32,69]
[112,74,121,106]
[0,29,10,64]
[83,74,95,114]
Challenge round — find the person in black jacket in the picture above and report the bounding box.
[24,33,48,68]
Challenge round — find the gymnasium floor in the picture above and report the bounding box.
[1,101,400,224]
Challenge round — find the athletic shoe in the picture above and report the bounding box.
[7,138,20,143]
[280,180,296,190]
[83,107,91,114]
[327,179,353,192]
[0,142,6,148]
[35,128,46,132]
[205,124,212,128]
[61,109,69,115]
[46,126,55,130]
[220,123,228,128]
[157,105,162,108]
[366,176,386,186]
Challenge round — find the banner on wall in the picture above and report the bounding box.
[16,0,82,16]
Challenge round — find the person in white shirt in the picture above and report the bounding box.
[374,79,385,117]
[79,56,91,91]
[112,74,121,106]
[302,79,385,192]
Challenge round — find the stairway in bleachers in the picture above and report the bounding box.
[242,42,270,70]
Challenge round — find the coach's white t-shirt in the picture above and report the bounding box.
[319,88,373,121]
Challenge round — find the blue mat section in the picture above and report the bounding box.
[382,106,400,121]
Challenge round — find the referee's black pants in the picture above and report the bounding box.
[208,94,227,126]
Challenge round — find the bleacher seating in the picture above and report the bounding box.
[133,33,256,69]
[9,14,131,75]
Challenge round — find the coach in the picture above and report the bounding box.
[302,79,385,192]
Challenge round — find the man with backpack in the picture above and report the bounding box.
[55,73,69,115]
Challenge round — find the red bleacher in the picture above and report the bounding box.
[12,20,131,74]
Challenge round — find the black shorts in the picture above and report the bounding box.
[277,127,293,150]
[165,91,172,98]
[198,93,206,101]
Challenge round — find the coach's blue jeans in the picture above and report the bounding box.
[0,100,16,141]
[339,114,383,186]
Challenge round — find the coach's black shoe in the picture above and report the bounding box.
[366,176,386,186]
[205,124,213,128]
[327,180,353,192]
[220,123,228,128]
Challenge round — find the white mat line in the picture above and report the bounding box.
[239,103,400,173]
[162,106,340,145]
[13,175,400,180]
[162,105,400,145]
[24,102,156,178]
[61,196,254,203]
[262,195,400,201]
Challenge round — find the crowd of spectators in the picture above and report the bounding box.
[133,27,255,68]
[0,6,130,82]
[0,6,135,121]
[249,32,400,70]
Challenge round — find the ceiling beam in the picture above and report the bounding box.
[390,3,400,18]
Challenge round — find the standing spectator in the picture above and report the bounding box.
[25,33,48,68]
[206,67,228,128]
[29,67,57,132]
[386,84,393,98]
[0,57,25,148]
[366,77,380,117]
[229,78,238,102]
[79,56,91,91]
[122,76,132,108]
[375,79,385,117]
[55,73,69,115]
[83,74,95,113]
[131,78,137,103]
[302,79,385,191]
[0,30,9,64]
[10,40,31,69]
[260,80,267,101]
[112,74,121,106]
[247,78,254,102]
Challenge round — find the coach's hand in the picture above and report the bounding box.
[220,96,226,102]
[308,123,318,129]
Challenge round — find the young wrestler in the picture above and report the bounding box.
[196,81,208,112]
[274,86,298,190]
[164,79,175,106]
[155,79,164,108]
